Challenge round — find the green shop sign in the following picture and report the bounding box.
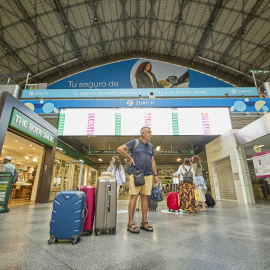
[0,173,13,213]
[9,108,55,147]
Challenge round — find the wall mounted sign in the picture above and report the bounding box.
[21,87,258,99]
[86,149,195,155]
[21,98,270,114]
[9,108,56,147]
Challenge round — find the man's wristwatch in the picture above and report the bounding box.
[154,174,158,177]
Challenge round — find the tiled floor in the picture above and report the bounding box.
[0,200,270,270]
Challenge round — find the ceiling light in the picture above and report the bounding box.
[177,158,181,161]
[15,140,18,142]
[258,145,264,148]
[156,146,160,151]
[33,158,38,162]
[29,155,32,156]
[33,148,36,150]
[30,144,32,146]
[98,159,102,161]
[20,147,23,149]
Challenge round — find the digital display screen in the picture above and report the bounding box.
[58,107,232,136]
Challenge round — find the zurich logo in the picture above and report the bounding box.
[29,91,34,96]
[231,89,237,94]
[127,100,133,106]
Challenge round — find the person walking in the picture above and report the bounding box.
[172,158,196,213]
[107,156,125,198]
[117,127,159,233]
[192,155,207,212]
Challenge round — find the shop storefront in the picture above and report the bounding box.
[0,92,58,204]
[49,149,98,201]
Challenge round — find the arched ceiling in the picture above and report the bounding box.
[0,0,269,88]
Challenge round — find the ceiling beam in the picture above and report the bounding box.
[119,0,129,54]
[192,0,224,61]
[53,0,84,66]
[0,36,33,74]
[147,0,156,54]
[136,0,140,52]
[169,0,187,57]
[13,0,62,75]
[86,0,107,59]
[244,43,270,74]
[216,0,264,72]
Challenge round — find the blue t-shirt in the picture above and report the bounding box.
[125,139,155,176]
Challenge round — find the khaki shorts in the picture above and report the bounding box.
[129,174,153,196]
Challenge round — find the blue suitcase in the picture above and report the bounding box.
[48,161,86,245]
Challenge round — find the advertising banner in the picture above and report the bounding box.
[46,59,233,90]
[21,87,258,99]
[21,98,270,114]
[252,150,270,178]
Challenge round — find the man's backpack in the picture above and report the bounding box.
[124,139,153,173]
[182,167,193,183]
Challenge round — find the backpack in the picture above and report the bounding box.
[181,166,193,183]
[124,139,153,173]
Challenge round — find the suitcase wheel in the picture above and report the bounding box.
[85,230,92,236]
[110,228,116,235]
[71,237,78,245]
[95,229,100,236]
[47,237,54,245]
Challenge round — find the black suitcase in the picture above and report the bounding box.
[148,196,158,211]
[205,193,215,207]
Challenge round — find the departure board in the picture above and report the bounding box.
[58,107,232,136]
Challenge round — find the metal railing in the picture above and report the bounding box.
[0,70,16,85]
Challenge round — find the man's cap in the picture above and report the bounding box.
[4,156,12,160]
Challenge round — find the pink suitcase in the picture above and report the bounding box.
[79,185,95,235]
[167,192,179,212]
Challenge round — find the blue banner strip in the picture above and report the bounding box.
[21,87,258,99]
[21,98,269,114]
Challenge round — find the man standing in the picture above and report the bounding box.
[117,127,159,234]
[1,156,16,178]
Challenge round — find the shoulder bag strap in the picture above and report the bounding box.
[142,143,148,173]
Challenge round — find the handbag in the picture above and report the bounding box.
[133,144,148,187]
[194,189,201,202]
[133,170,145,186]
[151,184,163,201]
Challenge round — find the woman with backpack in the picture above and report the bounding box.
[107,156,126,198]
[192,155,207,212]
[172,158,196,213]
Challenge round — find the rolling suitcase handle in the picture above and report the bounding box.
[106,184,111,212]
[69,160,84,190]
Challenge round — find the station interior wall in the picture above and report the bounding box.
[205,129,255,204]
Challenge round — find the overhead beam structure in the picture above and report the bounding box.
[216,0,264,72]
[53,0,84,66]
[13,0,62,75]
[86,0,107,59]
[0,36,33,74]
[192,0,224,61]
